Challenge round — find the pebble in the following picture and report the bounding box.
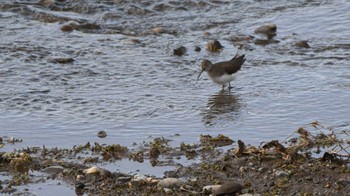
[9,137,19,143]
[97,131,107,138]
[151,27,165,34]
[153,3,172,12]
[133,174,147,181]
[232,158,247,167]
[48,57,74,64]
[163,188,173,193]
[42,165,64,174]
[83,166,111,177]
[189,178,198,183]
[254,23,277,39]
[117,176,132,183]
[75,182,85,189]
[203,185,222,194]
[206,40,224,52]
[40,0,54,7]
[173,46,186,56]
[76,174,85,181]
[337,178,350,186]
[77,23,101,31]
[60,25,74,32]
[295,40,310,48]
[67,20,80,27]
[157,178,184,189]
[127,5,150,15]
[213,181,243,195]
[305,176,313,181]
[229,35,254,42]
[253,39,280,45]
[126,39,141,45]
[275,170,290,179]
[258,167,265,173]
[239,166,248,173]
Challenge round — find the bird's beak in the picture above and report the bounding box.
[197,69,204,80]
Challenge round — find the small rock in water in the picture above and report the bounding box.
[295,40,310,48]
[254,39,280,45]
[40,0,55,7]
[127,5,151,15]
[151,27,165,34]
[206,40,224,52]
[213,181,243,195]
[254,23,277,39]
[76,23,101,31]
[48,57,74,64]
[194,46,201,52]
[66,21,80,29]
[97,131,107,138]
[128,39,141,44]
[157,178,184,189]
[229,35,254,42]
[173,46,186,56]
[60,25,74,32]
[152,3,173,12]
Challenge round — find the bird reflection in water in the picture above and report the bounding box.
[202,90,241,126]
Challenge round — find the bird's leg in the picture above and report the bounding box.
[228,82,233,90]
[222,84,225,90]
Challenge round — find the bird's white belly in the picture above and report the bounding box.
[210,74,235,85]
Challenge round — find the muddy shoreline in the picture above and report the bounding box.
[1,1,350,195]
[1,122,349,195]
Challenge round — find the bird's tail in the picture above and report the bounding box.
[232,53,246,70]
[230,50,246,64]
[232,50,239,60]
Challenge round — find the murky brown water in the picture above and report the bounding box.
[1,0,350,151]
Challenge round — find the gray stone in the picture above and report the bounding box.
[275,170,290,179]
[42,165,64,174]
[254,23,277,39]
[203,185,222,194]
[133,174,147,181]
[213,181,243,195]
[83,166,111,177]
[157,178,184,189]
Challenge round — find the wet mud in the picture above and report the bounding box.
[1,122,350,195]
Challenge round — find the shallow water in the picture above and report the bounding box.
[1,0,350,152]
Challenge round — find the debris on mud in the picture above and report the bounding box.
[1,122,349,195]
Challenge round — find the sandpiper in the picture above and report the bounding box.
[197,52,246,90]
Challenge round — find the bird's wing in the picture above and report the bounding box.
[224,55,246,74]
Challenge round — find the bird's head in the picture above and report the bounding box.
[197,59,212,80]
